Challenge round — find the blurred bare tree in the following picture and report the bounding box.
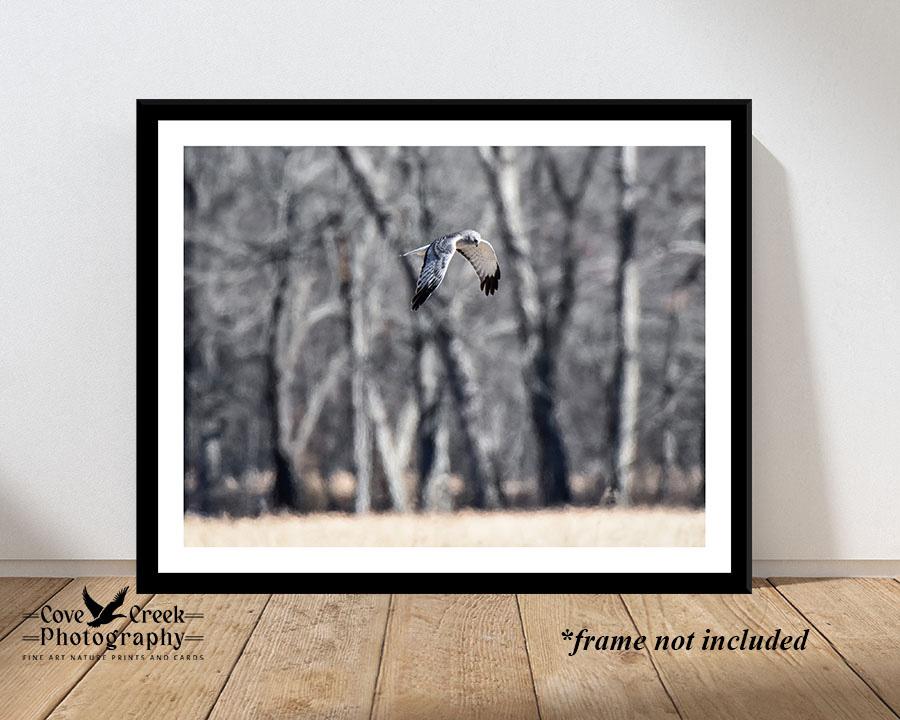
[183,145,706,516]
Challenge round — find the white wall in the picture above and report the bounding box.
[1,1,898,563]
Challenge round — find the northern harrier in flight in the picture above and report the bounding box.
[402,230,501,310]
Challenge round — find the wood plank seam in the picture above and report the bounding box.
[202,593,273,720]
[513,594,545,720]
[41,585,156,719]
[0,578,73,643]
[368,594,394,720]
[203,594,388,720]
[765,579,900,719]
[768,577,900,715]
[617,594,686,720]
[371,595,540,719]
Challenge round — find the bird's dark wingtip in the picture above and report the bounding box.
[481,272,501,297]
[483,272,499,296]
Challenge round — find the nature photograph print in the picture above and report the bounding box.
[183,144,706,547]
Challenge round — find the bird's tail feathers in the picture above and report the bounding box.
[400,244,430,258]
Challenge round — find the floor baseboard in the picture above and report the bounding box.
[0,560,137,576]
[752,559,900,577]
[1,558,898,578]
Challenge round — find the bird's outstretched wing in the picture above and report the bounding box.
[411,242,455,310]
[82,586,103,618]
[456,240,501,296]
[107,586,129,613]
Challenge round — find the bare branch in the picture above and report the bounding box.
[291,349,349,456]
[367,385,415,512]
[542,147,600,346]
[543,147,600,219]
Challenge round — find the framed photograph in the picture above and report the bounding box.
[139,100,750,593]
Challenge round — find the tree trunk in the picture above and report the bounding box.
[184,242,199,484]
[411,149,449,504]
[607,146,641,506]
[267,257,304,511]
[529,349,570,505]
[337,146,504,509]
[267,163,307,513]
[183,238,221,513]
[415,338,447,505]
[335,230,374,514]
[656,306,680,503]
[199,430,222,515]
[655,257,702,503]
[432,323,502,508]
[422,398,452,512]
[477,146,571,506]
[192,422,219,515]
[695,414,706,508]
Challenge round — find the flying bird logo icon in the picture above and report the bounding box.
[81,586,129,627]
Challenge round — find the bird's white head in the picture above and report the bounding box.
[461,229,483,246]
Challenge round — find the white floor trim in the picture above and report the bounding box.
[1,559,898,578]
[753,559,900,577]
[0,560,136,577]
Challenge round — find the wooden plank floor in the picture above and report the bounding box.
[0,578,896,719]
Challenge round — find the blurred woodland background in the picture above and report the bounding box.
[183,145,705,521]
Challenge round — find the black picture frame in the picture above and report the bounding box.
[138,99,751,594]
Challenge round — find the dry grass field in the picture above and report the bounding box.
[184,506,704,547]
